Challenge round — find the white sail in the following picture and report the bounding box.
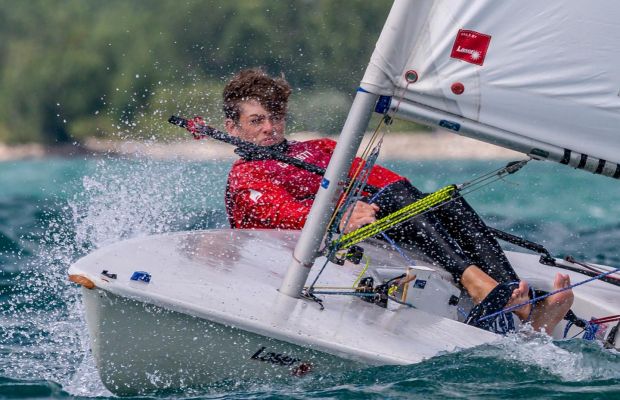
[362,0,620,178]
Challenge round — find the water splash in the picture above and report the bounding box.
[1,153,230,397]
[495,332,620,381]
[63,154,229,397]
[70,150,228,250]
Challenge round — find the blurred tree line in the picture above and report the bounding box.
[0,0,424,145]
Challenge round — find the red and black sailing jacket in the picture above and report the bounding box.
[225,138,405,229]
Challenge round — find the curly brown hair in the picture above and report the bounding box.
[222,68,292,123]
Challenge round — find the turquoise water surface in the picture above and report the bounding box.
[1,154,619,399]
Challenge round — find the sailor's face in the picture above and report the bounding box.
[225,99,286,147]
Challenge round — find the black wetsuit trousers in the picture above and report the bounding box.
[371,180,519,284]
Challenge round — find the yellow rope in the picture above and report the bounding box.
[352,254,371,288]
[334,184,457,250]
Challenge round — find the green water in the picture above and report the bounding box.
[1,155,619,399]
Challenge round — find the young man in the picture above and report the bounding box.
[222,68,574,333]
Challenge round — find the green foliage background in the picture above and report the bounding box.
[0,0,422,144]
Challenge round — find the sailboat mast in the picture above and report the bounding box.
[279,90,378,298]
[279,0,411,298]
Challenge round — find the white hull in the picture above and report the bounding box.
[82,288,362,395]
[69,229,620,395]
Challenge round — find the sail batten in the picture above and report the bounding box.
[363,0,620,172]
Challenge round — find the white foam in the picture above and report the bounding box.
[494,330,620,381]
[28,151,229,396]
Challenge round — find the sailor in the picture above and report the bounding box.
[220,68,574,333]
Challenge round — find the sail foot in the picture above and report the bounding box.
[386,99,620,180]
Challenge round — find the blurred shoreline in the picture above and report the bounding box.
[0,131,520,162]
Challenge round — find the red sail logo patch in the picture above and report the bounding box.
[450,29,491,66]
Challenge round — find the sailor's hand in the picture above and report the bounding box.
[339,201,379,234]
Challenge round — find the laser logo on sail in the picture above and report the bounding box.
[450,29,492,66]
[455,46,481,61]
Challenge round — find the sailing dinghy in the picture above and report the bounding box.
[69,0,620,395]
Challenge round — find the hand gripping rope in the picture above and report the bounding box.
[329,159,530,254]
[332,184,458,251]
